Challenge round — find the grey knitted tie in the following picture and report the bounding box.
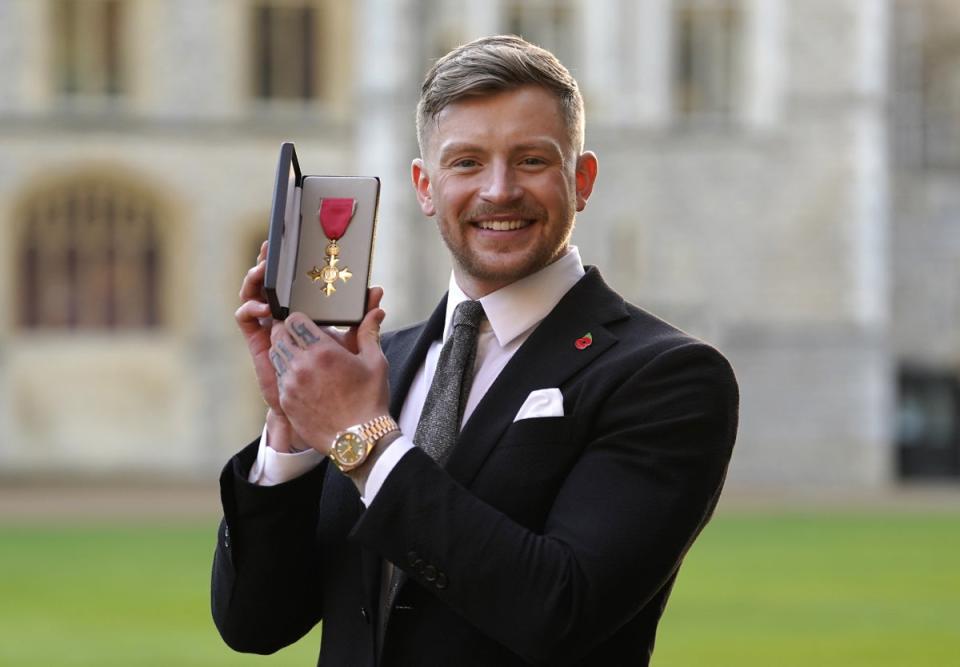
[378,300,484,649]
[413,299,485,464]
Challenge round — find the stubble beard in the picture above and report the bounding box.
[439,201,576,288]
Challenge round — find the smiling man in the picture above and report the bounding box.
[413,83,594,295]
[213,35,739,666]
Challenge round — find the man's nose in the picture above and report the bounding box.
[479,163,522,204]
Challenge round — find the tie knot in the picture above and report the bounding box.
[452,300,484,330]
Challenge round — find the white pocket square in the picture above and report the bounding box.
[513,388,564,422]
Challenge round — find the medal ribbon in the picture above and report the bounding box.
[318,198,357,241]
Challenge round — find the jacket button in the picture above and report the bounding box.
[435,573,448,590]
[360,607,370,624]
[423,564,437,582]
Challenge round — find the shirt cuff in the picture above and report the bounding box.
[360,434,415,506]
[248,422,324,486]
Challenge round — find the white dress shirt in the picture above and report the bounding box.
[249,247,585,505]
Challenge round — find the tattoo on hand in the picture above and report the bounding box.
[270,350,287,376]
[277,340,295,361]
[293,321,320,346]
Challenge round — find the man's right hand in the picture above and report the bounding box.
[235,241,386,454]
[235,241,287,415]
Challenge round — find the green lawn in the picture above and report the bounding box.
[0,513,957,666]
[0,520,321,667]
[655,513,960,667]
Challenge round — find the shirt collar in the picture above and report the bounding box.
[443,246,585,347]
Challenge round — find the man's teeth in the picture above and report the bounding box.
[476,219,530,231]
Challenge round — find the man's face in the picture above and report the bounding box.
[412,86,597,297]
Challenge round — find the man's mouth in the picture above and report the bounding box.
[473,219,533,231]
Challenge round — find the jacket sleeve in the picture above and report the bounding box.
[350,341,738,665]
[210,438,330,654]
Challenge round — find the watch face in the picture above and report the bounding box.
[333,431,366,467]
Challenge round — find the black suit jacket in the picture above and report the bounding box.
[212,267,738,666]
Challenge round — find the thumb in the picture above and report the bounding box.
[357,306,386,360]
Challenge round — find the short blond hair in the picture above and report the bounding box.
[416,35,585,155]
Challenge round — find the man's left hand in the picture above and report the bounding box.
[268,287,391,455]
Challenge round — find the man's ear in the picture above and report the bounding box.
[411,158,436,216]
[574,151,599,212]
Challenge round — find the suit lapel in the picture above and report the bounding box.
[446,268,628,487]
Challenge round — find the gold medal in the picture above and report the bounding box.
[308,199,356,296]
[307,240,353,296]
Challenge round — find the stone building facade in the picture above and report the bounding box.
[888,0,960,480]
[0,0,955,486]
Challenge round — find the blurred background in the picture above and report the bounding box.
[0,0,957,666]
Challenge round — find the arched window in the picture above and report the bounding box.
[17,176,163,330]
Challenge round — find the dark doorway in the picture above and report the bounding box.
[896,368,960,479]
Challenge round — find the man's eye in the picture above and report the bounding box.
[453,159,479,168]
[521,157,546,166]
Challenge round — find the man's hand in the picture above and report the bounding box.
[235,241,284,416]
[268,289,390,455]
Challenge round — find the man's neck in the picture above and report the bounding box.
[452,246,572,299]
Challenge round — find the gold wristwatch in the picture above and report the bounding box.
[329,415,400,472]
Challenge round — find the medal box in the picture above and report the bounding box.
[265,142,380,325]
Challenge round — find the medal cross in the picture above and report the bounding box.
[307,254,352,297]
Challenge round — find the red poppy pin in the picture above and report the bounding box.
[574,332,593,350]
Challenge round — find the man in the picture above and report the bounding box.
[213,35,738,666]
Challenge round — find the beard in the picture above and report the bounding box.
[437,199,576,287]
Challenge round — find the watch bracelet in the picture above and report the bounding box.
[359,414,400,442]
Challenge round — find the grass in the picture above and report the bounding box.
[0,520,321,667]
[655,512,960,666]
[0,513,957,666]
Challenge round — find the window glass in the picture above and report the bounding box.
[504,0,577,69]
[52,0,126,97]
[673,0,742,123]
[18,178,163,330]
[252,1,322,101]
